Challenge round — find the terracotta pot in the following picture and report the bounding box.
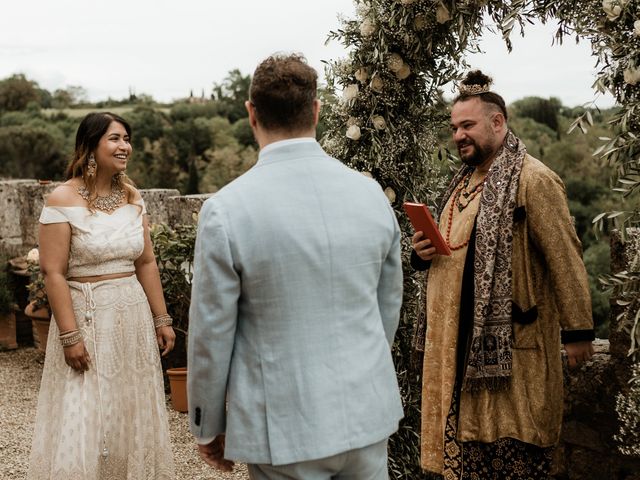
[167,367,188,412]
[0,311,18,350]
[25,302,50,353]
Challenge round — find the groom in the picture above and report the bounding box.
[187,53,404,479]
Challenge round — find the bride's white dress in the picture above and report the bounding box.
[27,200,175,480]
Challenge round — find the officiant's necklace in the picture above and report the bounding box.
[445,170,485,251]
[78,179,125,213]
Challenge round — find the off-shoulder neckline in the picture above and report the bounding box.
[43,201,144,216]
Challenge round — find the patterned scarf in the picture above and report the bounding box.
[438,130,526,392]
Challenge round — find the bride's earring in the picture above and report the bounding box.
[87,154,97,177]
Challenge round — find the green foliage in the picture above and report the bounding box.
[212,69,251,123]
[584,242,612,336]
[615,362,640,457]
[26,263,49,315]
[511,97,561,135]
[0,123,68,180]
[0,74,41,111]
[150,222,197,336]
[0,256,15,314]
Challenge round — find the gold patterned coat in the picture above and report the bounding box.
[419,154,594,474]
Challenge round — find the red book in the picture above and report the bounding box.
[402,202,452,256]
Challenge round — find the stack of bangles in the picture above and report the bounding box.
[59,329,83,347]
[153,313,173,328]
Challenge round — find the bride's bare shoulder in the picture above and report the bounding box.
[45,179,84,207]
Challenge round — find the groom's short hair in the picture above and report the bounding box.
[250,53,317,132]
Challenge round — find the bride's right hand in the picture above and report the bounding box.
[64,341,91,372]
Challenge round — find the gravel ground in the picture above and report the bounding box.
[0,347,248,480]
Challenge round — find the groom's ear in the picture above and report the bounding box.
[245,100,258,129]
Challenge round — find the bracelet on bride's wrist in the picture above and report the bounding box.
[59,329,83,347]
[153,313,173,328]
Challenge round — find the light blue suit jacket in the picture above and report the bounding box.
[188,140,404,466]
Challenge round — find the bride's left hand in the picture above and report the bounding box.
[156,326,176,356]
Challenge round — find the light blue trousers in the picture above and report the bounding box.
[247,438,389,480]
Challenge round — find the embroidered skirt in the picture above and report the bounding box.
[443,388,553,480]
[27,276,175,480]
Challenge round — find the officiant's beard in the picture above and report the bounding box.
[457,139,494,167]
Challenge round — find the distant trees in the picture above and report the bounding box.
[0,74,41,111]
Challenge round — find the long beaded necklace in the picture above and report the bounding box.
[77,179,125,213]
[445,170,486,251]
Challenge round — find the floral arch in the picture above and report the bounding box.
[322,0,639,476]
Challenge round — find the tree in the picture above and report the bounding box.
[212,69,251,123]
[0,74,41,111]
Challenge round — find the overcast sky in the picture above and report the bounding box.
[0,0,615,108]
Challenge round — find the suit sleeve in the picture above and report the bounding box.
[188,198,241,438]
[377,203,404,346]
[526,169,594,342]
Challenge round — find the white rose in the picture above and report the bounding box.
[602,0,622,21]
[27,248,39,264]
[387,53,404,73]
[396,64,411,80]
[623,66,640,85]
[361,171,373,178]
[413,14,427,31]
[372,115,387,130]
[634,20,640,36]
[384,187,396,203]
[346,125,362,141]
[342,84,359,103]
[360,18,376,37]
[370,75,384,93]
[355,68,369,84]
[436,2,451,24]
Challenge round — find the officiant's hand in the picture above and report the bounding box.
[412,232,437,261]
[198,435,234,472]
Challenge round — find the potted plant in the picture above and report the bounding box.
[151,221,197,412]
[24,248,51,353]
[0,255,19,350]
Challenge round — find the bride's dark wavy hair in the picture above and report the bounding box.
[66,112,136,207]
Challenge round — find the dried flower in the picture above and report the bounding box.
[623,66,640,85]
[602,0,622,21]
[347,116,359,127]
[370,75,384,93]
[27,248,39,264]
[387,53,405,73]
[436,2,451,24]
[384,187,396,203]
[413,14,427,31]
[342,84,359,103]
[355,67,369,84]
[372,115,387,130]
[396,64,411,80]
[361,171,373,178]
[360,18,376,37]
[398,0,416,5]
[634,20,640,36]
[346,125,362,141]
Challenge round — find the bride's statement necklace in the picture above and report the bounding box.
[78,180,125,213]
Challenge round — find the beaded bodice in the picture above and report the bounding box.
[39,200,146,278]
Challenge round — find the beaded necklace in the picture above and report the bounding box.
[444,170,485,251]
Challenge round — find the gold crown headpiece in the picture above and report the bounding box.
[458,82,491,96]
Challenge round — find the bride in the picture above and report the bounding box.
[27,112,176,479]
